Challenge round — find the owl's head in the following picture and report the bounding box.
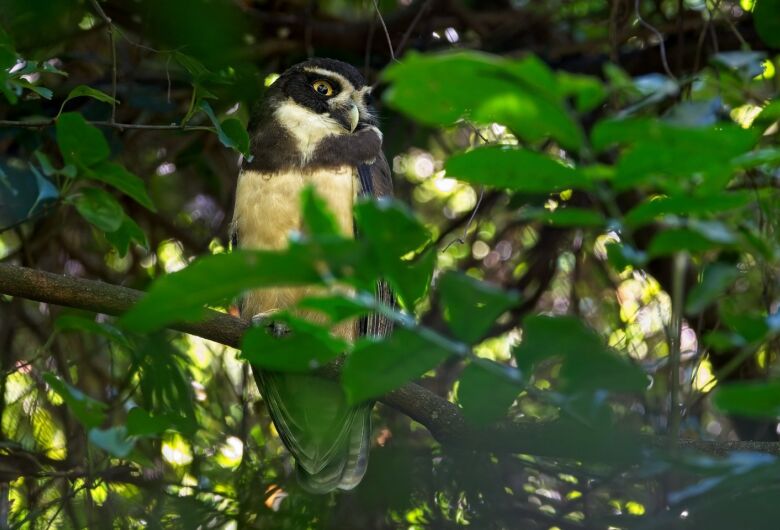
[267,58,376,134]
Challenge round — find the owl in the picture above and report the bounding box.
[231,58,393,493]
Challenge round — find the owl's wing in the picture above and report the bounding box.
[357,152,395,340]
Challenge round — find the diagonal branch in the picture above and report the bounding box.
[1,262,779,458]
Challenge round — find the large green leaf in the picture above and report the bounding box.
[685,262,739,315]
[457,358,523,425]
[445,146,589,193]
[713,381,780,418]
[754,0,780,48]
[438,271,519,344]
[56,112,110,168]
[624,192,752,228]
[342,327,455,404]
[513,316,647,393]
[354,198,434,308]
[126,407,175,436]
[240,314,347,372]
[44,373,107,429]
[591,118,757,192]
[382,51,583,150]
[120,241,368,331]
[86,161,155,211]
[71,187,124,232]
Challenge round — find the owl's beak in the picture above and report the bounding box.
[348,104,359,132]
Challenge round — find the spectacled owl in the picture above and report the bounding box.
[231,58,393,493]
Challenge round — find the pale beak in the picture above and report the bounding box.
[348,104,359,132]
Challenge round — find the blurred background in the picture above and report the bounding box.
[1,0,779,528]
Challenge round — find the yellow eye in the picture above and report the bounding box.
[312,80,334,96]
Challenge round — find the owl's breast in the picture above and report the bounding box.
[233,167,357,251]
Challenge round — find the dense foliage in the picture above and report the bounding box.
[1,0,779,528]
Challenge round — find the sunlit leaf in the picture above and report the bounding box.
[446,146,589,193]
[44,373,107,429]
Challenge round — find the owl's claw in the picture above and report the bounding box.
[250,313,290,337]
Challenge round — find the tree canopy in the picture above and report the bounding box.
[1,0,780,528]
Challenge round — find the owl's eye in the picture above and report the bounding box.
[312,80,334,96]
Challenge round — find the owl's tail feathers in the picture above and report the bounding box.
[295,403,371,494]
[256,371,372,494]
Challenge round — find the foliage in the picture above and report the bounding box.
[1,0,780,529]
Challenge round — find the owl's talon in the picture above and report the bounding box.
[268,321,290,337]
[250,313,290,337]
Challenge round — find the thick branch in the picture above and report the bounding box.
[1,262,779,458]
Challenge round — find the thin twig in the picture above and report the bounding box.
[371,0,397,62]
[634,0,676,80]
[88,0,117,123]
[394,0,433,57]
[443,187,484,251]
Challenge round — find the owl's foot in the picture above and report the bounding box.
[250,312,290,337]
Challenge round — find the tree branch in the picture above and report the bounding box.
[0,120,213,132]
[1,262,779,458]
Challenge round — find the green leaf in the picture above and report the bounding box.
[646,219,739,258]
[301,186,342,237]
[221,118,251,158]
[342,327,454,404]
[606,243,647,272]
[120,246,332,331]
[198,100,251,157]
[624,192,752,228]
[354,198,434,308]
[58,84,117,116]
[591,119,757,192]
[44,373,107,429]
[89,426,135,457]
[104,214,148,257]
[56,112,110,168]
[457,358,522,425]
[86,161,155,211]
[513,316,647,393]
[382,51,583,150]
[388,248,436,311]
[685,262,739,315]
[557,72,607,113]
[438,271,519,344]
[714,381,780,418]
[445,146,589,193]
[56,314,131,349]
[296,294,380,325]
[126,407,176,436]
[240,314,347,372]
[71,187,124,232]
